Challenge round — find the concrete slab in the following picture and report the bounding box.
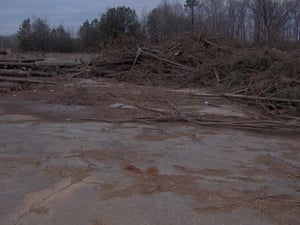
[0,111,299,225]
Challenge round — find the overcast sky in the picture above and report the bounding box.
[0,0,184,35]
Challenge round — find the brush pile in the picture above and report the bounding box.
[90,32,300,118]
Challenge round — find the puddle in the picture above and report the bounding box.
[110,103,137,110]
[184,104,248,118]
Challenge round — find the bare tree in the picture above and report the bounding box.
[249,0,293,46]
[147,0,188,42]
[287,0,300,42]
[226,0,250,41]
[202,0,226,35]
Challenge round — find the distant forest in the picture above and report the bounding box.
[1,0,300,52]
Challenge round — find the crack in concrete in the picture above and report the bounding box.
[13,180,75,225]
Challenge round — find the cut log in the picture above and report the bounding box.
[0,58,44,63]
[141,51,197,73]
[223,93,300,104]
[0,69,55,77]
[0,69,30,77]
[31,71,56,77]
[0,61,81,69]
[92,59,134,67]
[191,93,300,104]
[204,40,217,47]
[22,58,45,63]
[0,58,45,63]
[0,76,57,84]
[0,62,37,68]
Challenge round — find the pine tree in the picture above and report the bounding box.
[184,0,200,30]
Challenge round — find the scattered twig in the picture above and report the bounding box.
[166,100,186,117]
[191,93,300,104]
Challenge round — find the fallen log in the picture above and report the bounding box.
[223,93,300,104]
[204,40,217,47]
[120,98,169,115]
[79,116,300,133]
[191,93,300,104]
[0,62,36,68]
[166,100,186,117]
[31,71,56,77]
[0,69,56,77]
[0,58,44,63]
[102,70,132,78]
[36,62,82,67]
[22,58,45,63]
[0,76,58,84]
[0,69,30,77]
[92,59,134,67]
[0,61,81,68]
[141,51,197,73]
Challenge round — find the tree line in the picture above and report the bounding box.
[17,18,78,52]
[146,0,300,47]
[10,0,300,52]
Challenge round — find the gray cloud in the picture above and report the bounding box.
[0,0,183,35]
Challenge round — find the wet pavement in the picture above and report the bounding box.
[0,102,299,225]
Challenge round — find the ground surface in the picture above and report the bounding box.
[0,76,299,225]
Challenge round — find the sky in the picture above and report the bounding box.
[0,0,184,36]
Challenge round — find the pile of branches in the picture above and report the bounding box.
[89,32,300,118]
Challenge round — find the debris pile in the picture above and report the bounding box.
[0,33,299,121]
[0,54,88,93]
[89,32,300,117]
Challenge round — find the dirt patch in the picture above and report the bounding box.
[104,163,299,225]
[121,163,160,177]
[121,163,144,175]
